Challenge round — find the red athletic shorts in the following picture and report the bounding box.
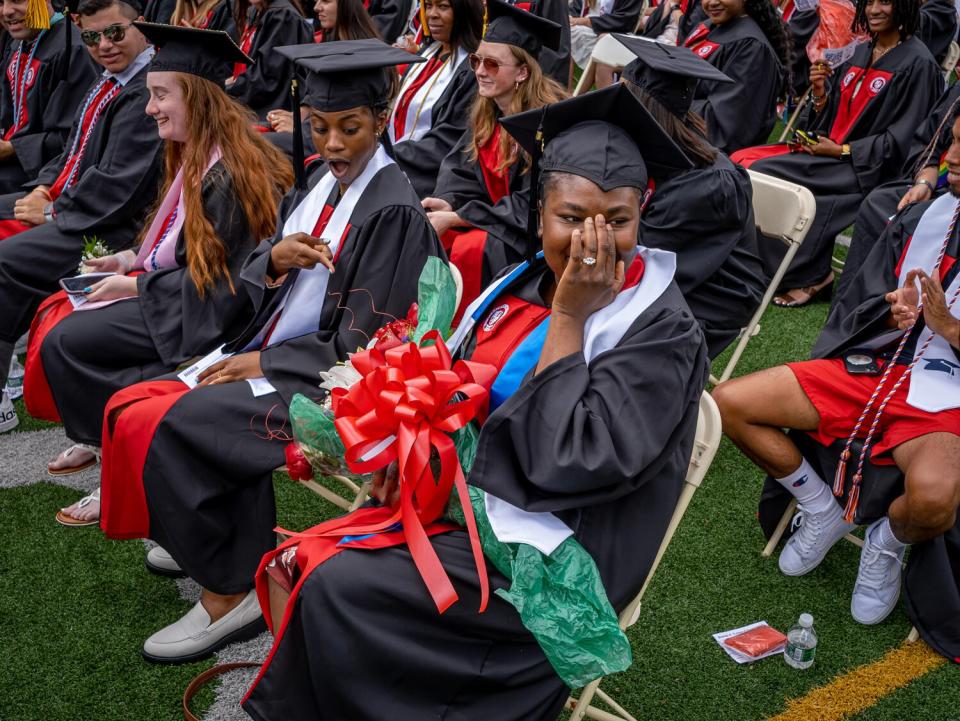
[787,358,960,464]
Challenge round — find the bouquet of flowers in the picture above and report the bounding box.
[77,236,112,274]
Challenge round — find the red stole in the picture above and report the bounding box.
[684,23,720,59]
[391,54,444,140]
[4,36,41,140]
[233,24,257,79]
[829,65,893,143]
[478,125,511,204]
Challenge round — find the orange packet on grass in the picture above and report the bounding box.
[723,624,787,658]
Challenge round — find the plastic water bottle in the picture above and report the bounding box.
[5,356,23,401]
[783,613,817,669]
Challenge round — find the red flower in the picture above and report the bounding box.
[284,443,313,481]
[372,303,420,351]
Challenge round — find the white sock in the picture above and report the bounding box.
[870,517,907,551]
[775,458,835,513]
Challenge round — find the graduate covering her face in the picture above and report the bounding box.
[241,84,708,721]
[96,40,446,664]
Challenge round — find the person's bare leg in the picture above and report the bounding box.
[714,365,820,476]
[594,61,617,89]
[890,432,960,543]
[201,588,249,623]
[268,576,291,636]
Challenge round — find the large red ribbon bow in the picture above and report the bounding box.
[329,330,497,613]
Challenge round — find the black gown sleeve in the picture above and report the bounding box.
[787,9,819,93]
[918,0,958,63]
[901,82,960,175]
[137,165,261,364]
[432,132,485,206]
[367,0,413,43]
[533,0,572,87]
[470,286,707,511]
[389,64,477,198]
[690,39,781,153]
[50,88,165,234]
[588,0,642,33]
[226,8,312,117]
[258,205,446,401]
[9,24,97,179]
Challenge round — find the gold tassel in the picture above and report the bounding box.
[832,448,849,497]
[419,0,429,38]
[482,0,488,38]
[24,0,51,30]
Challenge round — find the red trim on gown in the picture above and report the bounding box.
[233,25,256,79]
[830,66,893,143]
[392,54,444,140]
[446,127,512,323]
[23,291,73,421]
[730,143,793,167]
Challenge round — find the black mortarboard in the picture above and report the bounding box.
[134,23,252,84]
[615,34,732,117]
[483,0,561,59]
[279,39,424,112]
[500,84,692,248]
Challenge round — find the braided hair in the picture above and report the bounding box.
[743,0,795,99]
[852,0,920,38]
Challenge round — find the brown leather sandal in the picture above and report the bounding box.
[773,272,835,308]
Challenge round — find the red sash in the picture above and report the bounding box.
[233,25,257,79]
[478,125,511,204]
[829,66,893,143]
[4,38,41,140]
[23,291,73,421]
[392,54,444,140]
[730,142,792,168]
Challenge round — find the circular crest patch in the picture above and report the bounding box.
[25,66,35,86]
[483,304,509,332]
[842,70,857,87]
[869,76,887,94]
[696,45,712,57]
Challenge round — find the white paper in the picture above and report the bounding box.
[792,0,819,12]
[822,40,860,69]
[246,377,278,397]
[713,622,786,664]
[177,345,230,389]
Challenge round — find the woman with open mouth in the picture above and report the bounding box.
[422,0,566,313]
[385,0,483,197]
[732,0,943,308]
[681,0,793,154]
[28,24,292,522]
[95,39,446,665]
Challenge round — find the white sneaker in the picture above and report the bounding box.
[142,589,264,664]
[779,500,856,576]
[145,546,185,578]
[0,390,18,433]
[851,520,905,625]
[5,356,23,401]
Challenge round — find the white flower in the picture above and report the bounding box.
[318,359,362,394]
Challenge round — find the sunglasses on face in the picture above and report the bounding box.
[80,23,132,47]
[468,53,521,74]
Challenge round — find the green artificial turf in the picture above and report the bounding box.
[3,261,958,720]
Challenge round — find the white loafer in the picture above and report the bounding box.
[145,546,185,578]
[142,589,264,664]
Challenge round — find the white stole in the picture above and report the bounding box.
[450,246,678,555]
[895,193,960,412]
[388,44,467,145]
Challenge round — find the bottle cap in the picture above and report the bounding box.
[799,613,814,627]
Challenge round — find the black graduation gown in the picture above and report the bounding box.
[0,63,164,347]
[641,153,766,359]
[640,0,706,43]
[243,262,708,721]
[367,0,412,43]
[432,129,532,285]
[143,0,177,23]
[39,163,259,446]
[787,8,819,95]
[757,201,960,662]
[686,16,784,154]
[569,0,644,34]
[524,0,572,87]
[841,80,960,293]
[386,53,478,198]
[0,19,97,193]
[122,161,444,594]
[208,0,241,36]
[742,38,942,289]
[226,0,313,120]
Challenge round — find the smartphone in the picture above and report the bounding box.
[793,129,820,146]
[59,272,114,295]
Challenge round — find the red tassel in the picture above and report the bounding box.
[843,474,861,523]
[833,449,849,497]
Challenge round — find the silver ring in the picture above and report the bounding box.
[581,256,597,266]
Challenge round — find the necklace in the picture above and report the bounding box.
[872,40,900,61]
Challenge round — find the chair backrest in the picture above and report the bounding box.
[942,41,959,77]
[572,33,638,95]
[448,261,464,311]
[632,0,651,33]
[746,169,816,247]
[617,391,722,630]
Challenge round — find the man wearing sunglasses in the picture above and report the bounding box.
[0,0,98,194]
[0,0,163,435]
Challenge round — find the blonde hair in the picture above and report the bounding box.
[171,0,221,26]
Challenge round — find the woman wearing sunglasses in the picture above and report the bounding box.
[422,0,565,311]
[224,0,312,119]
[385,0,483,197]
[29,25,292,513]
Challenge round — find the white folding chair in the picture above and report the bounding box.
[710,171,816,385]
[573,33,637,96]
[565,392,723,721]
[942,41,959,81]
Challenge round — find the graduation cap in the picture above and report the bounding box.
[275,40,424,189]
[483,0,562,59]
[134,23,252,84]
[614,34,733,117]
[500,84,692,248]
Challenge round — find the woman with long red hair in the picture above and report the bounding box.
[28,24,293,522]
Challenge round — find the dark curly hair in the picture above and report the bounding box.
[744,0,795,100]
[851,0,920,39]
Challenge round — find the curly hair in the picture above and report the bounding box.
[744,0,795,99]
[852,0,920,38]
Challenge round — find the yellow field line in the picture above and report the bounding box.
[767,640,947,721]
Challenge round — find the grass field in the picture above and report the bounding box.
[2,288,957,721]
